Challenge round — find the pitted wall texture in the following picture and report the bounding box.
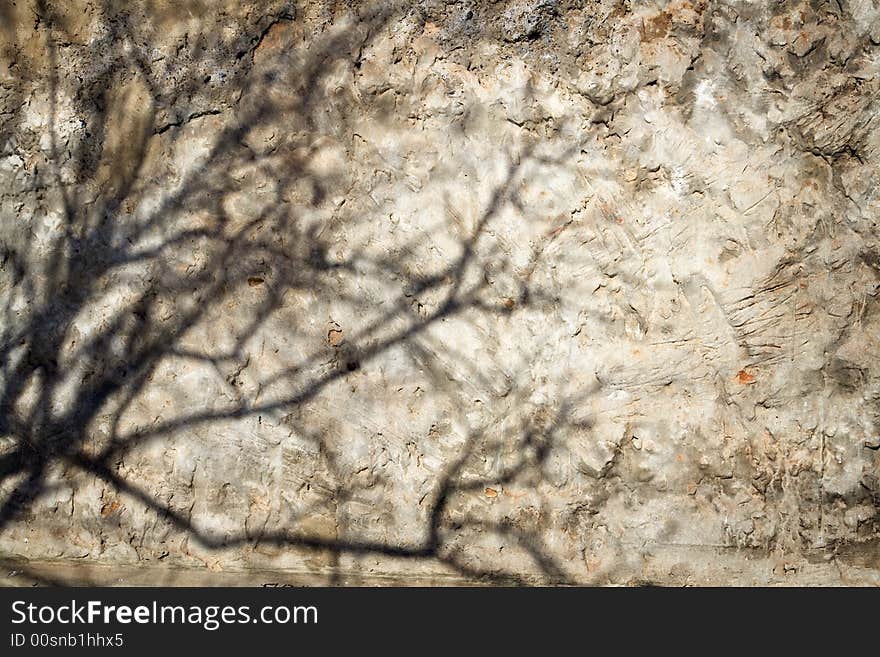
[1,1,879,585]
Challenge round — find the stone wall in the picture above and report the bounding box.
[1,0,878,585]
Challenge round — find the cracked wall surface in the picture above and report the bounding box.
[1,0,879,585]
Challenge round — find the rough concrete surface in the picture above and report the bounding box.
[0,0,879,585]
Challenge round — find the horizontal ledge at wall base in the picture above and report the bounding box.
[2,540,878,587]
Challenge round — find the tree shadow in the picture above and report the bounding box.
[0,1,595,585]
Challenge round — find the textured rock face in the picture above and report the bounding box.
[1,1,879,585]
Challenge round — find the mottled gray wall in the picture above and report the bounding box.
[1,0,878,585]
